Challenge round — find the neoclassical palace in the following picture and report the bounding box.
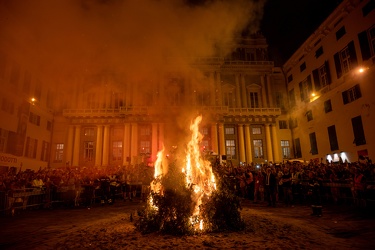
[1,0,374,171]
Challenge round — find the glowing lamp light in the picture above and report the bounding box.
[357,67,369,74]
[326,154,333,163]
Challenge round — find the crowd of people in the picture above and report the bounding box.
[1,156,374,216]
[212,156,374,215]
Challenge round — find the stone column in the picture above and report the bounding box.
[72,125,81,167]
[211,123,218,155]
[271,123,280,163]
[130,123,138,164]
[261,75,268,108]
[95,125,103,167]
[66,125,74,166]
[238,124,246,163]
[244,124,252,164]
[218,123,225,157]
[102,125,110,166]
[265,124,273,163]
[123,123,131,166]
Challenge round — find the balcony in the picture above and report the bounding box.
[63,106,281,118]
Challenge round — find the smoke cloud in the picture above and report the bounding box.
[0,0,266,86]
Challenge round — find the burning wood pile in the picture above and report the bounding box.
[137,116,245,235]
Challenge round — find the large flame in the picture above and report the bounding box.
[149,115,216,231]
[184,115,216,230]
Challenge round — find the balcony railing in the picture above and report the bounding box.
[63,106,281,118]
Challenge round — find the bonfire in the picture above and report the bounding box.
[137,115,244,235]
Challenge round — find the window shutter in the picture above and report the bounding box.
[299,82,304,101]
[312,69,321,91]
[307,75,313,93]
[342,91,349,104]
[358,30,371,61]
[334,52,342,79]
[325,60,332,84]
[355,84,362,98]
[348,41,358,68]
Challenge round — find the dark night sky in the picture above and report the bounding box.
[260,0,342,66]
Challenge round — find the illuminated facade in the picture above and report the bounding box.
[283,0,375,163]
[50,33,290,169]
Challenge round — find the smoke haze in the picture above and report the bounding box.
[0,0,266,86]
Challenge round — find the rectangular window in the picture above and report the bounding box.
[201,127,208,135]
[252,127,261,135]
[140,127,151,136]
[281,140,290,159]
[309,132,318,155]
[29,112,40,126]
[41,141,50,162]
[25,137,38,158]
[334,41,357,79]
[300,62,306,72]
[225,127,235,135]
[253,139,263,158]
[352,116,366,146]
[294,138,302,158]
[287,74,293,83]
[299,75,312,102]
[318,64,329,87]
[84,128,95,137]
[249,92,259,108]
[288,89,296,108]
[279,120,288,129]
[306,110,313,121]
[324,99,332,113]
[55,143,64,162]
[140,141,151,154]
[336,26,346,40]
[315,46,324,58]
[362,0,375,16]
[358,25,375,61]
[112,141,123,161]
[342,84,362,104]
[84,141,94,161]
[328,125,339,151]
[225,139,236,156]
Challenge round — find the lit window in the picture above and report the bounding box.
[253,139,263,158]
[281,140,290,158]
[55,143,64,162]
[225,140,235,156]
[252,127,261,135]
[112,141,123,161]
[84,141,94,161]
[225,127,235,135]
